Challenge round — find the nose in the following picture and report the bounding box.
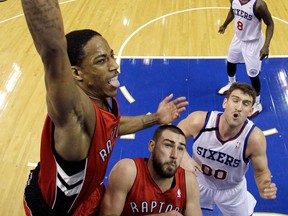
[109,57,119,71]
[235,102,243,111]
[170,147,178,159]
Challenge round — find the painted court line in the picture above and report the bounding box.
[0,0,76,24]
[117,55,288,59]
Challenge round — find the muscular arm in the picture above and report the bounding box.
[119,94,188,135]
[99,159,136,215]
[119,114,159,135]
[246,127,277,199]
[218,0,234,34]
[256,0,274,60]
[177,111,207,138]
[177,111,207,173]
[21,0,94,160]
[184,171,202,216]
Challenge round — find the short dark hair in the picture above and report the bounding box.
[226,82,257,104]
[65,29,102,66]
[152,125,185,142]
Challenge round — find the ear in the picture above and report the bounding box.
[71,66,83,81]
[148,140,155,153]
[222,98,228,109]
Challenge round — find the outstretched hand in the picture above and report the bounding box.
[156,94,188,124]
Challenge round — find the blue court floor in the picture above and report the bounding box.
[104,57,288,214]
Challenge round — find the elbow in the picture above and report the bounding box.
[37,37,67,61]
[40,44,67,65]
[266,19,274,29]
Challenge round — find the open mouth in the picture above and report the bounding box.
[108,75,120,88]
[233,113,239,119]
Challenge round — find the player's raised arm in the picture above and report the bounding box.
[21,0,91,126]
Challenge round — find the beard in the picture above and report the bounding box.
[152,157,178,178]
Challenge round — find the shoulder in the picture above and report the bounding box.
[109,158,137,188]
[248,126,265,143]
[255,0,269,13]
[192,110,209,120]
[178,111,208,138]
[191,111,211,129]
[255,0,266,7]
[246,126,266,157]
[179,111,208,127]
[111,158,137,175]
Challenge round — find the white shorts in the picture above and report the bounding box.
[199,178,257,216]
[227,34,264,77]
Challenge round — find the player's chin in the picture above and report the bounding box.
[163,171,176,178]
[106,88,118,97]
[166,166,178,175]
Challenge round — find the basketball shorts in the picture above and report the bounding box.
[23,163,59,216]
[23,163,105,216]
[199,178,257,216]
[227,34,264,77]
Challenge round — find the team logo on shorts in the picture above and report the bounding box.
[249,69,258,76]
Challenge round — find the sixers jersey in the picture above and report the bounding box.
[232,0,262,41]
[121,158,187,215]
[38,98,120,214]
[193,111,255,190]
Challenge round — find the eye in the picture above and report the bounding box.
[164,143,173,148]
[243,102,251,107]
[96,58,106,64]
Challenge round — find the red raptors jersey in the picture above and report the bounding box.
[121,158,187,215]
[38,98,120,214]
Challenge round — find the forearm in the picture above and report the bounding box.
[21,0,66,54]
[264,23,274,48]
[254,169,271,192]
[222,9,234,27]
[180,150,192,169]
[119,114,159,135]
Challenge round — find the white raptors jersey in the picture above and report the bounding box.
[232,0,262,41]
[193,111,255,189]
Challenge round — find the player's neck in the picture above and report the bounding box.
[89,96,111,111]
[239,0,250,4]
[219,117,243,140]
[152,175,175,193]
